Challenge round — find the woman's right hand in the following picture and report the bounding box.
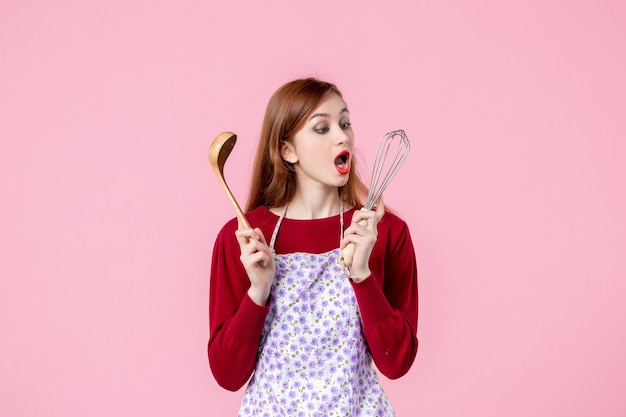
[235,224,276,306]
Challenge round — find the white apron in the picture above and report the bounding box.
[238,204,394,417]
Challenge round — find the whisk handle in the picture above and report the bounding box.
[339,217,369,267]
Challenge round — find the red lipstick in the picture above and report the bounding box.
[334,151,350,175]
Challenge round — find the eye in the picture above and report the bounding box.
[341,121,352,130]
[313,125,329,134]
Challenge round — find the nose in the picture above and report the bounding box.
[336,127,350,145]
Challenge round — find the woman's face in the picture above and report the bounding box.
[281,93,354,190]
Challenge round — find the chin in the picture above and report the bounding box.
[336,178,350,188]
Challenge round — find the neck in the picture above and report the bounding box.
[286,187,342,220]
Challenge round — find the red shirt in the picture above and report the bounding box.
[208,206,418,391]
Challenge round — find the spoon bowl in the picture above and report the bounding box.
[209,131,250,228]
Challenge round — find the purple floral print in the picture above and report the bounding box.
[238,247,394,417]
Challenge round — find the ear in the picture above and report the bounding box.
[281,141,298,164]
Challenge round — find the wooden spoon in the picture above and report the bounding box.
[208,131,250,228]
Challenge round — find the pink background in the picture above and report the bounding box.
[2,1,625,416]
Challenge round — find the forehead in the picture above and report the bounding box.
[310,93,348,116]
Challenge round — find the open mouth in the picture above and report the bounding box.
[334,151,350,175]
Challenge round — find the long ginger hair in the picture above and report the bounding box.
[245,78,367,211]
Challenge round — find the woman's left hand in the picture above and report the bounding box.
[341,196,385,282]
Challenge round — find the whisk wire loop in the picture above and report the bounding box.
[364,130,410,209]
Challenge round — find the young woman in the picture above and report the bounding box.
[208,78,418,416]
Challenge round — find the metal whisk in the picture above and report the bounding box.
[340,129,411,268]
[364,129,410,210]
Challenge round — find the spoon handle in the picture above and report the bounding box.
[212,165,251,229]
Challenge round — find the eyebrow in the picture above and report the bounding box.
[308,108,349,121]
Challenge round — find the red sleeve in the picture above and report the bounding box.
[207,220,270,391]
[351,217,419,379]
